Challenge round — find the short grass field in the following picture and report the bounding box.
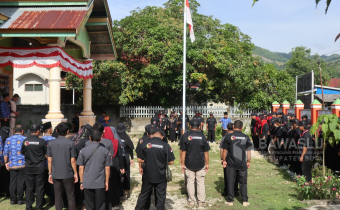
[0,141,308,210]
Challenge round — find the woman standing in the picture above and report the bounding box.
[105,127,124,210]
[116,123,134,197]
[169,114,177,142]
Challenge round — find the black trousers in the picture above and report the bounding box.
[9,169,25,202]
[252,135,259,150]
[222,130,227,137]
[178,127,182,140]
[301,161,312,182]
[0,165,10,195]
[25,171,45,210]
[53,177,77,210]
[110,166,121,207]
[223,167,239,195]
[208,130,215,142]
[123,154,131,191]
[1,119,9,128]
[135,179,167,210]
[84,188,105,210]
[226,166,248,203]
[44,170,55,204]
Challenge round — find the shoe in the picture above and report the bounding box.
[18,200,25,205]
[187,201,195,206]
[243,202,250,207]
[10,200,17,205]
[198,202,205,207]
[225,202,234,206]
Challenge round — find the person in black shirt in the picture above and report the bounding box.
[135,128,175,210]
[206,113,217,143]
[47,123,78,210]
[180,119,210,207]
[21,124,47,210]
[72,112,80,133]
[177,110,190,140]
[151,111,160,126]
[169,114,177,142]
[250,113,258,150]
[259,116,269,155]
[222,120,253,207]
[298,120,313,182]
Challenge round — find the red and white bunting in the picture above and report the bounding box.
[186,0,195,43]
[0,46,93,79]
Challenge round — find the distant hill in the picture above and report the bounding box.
[253,46,340,70]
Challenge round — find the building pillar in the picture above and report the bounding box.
[272,101,280,113]
[282,100,290,115]
[43,66,66,128]
[311,100,322,125]
[332,99,340,117]
[79,78,96,128]
[295,100,304,120]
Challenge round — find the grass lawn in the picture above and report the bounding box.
[0,141,308,210]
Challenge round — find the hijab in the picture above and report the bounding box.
[71,124,92,145]
[116,123,134,150]
[103,127,118,157]
[110,126,125,155]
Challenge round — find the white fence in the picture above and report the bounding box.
[120,105,265,118]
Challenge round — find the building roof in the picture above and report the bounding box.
[328,78,340,88]
[315,94,340,103]
[0,7,87,29]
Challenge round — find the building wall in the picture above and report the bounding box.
[13,66,49,105]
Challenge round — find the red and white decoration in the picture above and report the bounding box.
[0,46,93,79]
[186,0,195,43]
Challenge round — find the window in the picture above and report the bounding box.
[25,84,43,91]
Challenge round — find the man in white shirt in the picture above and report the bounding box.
[10,94,20,135]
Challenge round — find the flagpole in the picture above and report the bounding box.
[182,0,187,133]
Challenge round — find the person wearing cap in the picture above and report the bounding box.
[206,113,217,143]
[9,94,19,136]
[191,111,202,131]
[180,119,210,207]
[222,120,253,207]
[151,111,160,126]
[169,114,177,142]
[41,122,56,206]
[220,112,232,137]
[3,124,26,205]
[159,111,168,132]
[288,119,300,177]
[135,128,175,210]
[0,93,11,128]
[77,129,112,210]
[298,120,313,182]
[21,123,47,210]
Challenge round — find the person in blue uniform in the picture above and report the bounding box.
[3,124,26,205]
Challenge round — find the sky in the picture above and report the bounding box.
[108,0,340,55]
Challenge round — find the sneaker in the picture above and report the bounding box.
[243,202,250,207]
[198,202,205,207]
[225,202,234,206]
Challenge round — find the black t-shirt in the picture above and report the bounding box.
[169,118,177,130]
[180,130,210,170]
[151,116,159,125]
[178,115,190,129]
[298,130,314,161]
[159,117,169,130]
[21,135,47,174]
[137,137,175,183]
[46,136,77,179]
[135,136,150,155]
[206,117,217,130]
[72,117,79,133]
[221,131,254,170]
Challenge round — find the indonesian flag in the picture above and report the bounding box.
[186,0,195,43]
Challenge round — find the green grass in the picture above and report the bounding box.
[0,142,308,210]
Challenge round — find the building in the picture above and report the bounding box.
[0,0,117,128]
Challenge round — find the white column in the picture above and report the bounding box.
[45,67,64,119]
[80,78,94,116]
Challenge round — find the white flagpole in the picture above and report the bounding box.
[182,0,187,133]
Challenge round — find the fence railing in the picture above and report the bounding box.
[229,106,268,118]
[120,106,228,118]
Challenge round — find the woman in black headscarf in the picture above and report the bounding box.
[116,123,134,196]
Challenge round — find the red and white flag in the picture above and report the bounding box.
[186,0,195,43]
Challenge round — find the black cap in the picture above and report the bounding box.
[292,119,299,124]
[272,112,277,115]
[116,123,126,133]
[30,123,41,132]
[291,114,296,118]
[306,119,312,125]
[190,119,200,127]
[149,127,162,135]
[298,120,308,127]
[210,112,213,115]
[42,122,52,130]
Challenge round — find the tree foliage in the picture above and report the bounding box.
[284,46,330,85]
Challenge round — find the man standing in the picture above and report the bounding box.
[1,93,11,128]
[178,110,190,139]
[3,124,26,205]
[72,112,80,133]
[180,119,210,207]
[298,120,313,182]
[222,120,253,207]
[9,94,19,135]
[220,112,231,137]
[47,123,78,210]
[77,129,112,210]
[21,124,47,210]
[206,113,217,143]
[135,128,175,210]
[99,112,111,127]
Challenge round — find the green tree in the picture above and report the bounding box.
[284,46,330,85]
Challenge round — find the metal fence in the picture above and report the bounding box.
[229,106,263,118]
[120,106,228,118]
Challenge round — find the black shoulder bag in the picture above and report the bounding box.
[166,144,172,182]
[84,145,100,166]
